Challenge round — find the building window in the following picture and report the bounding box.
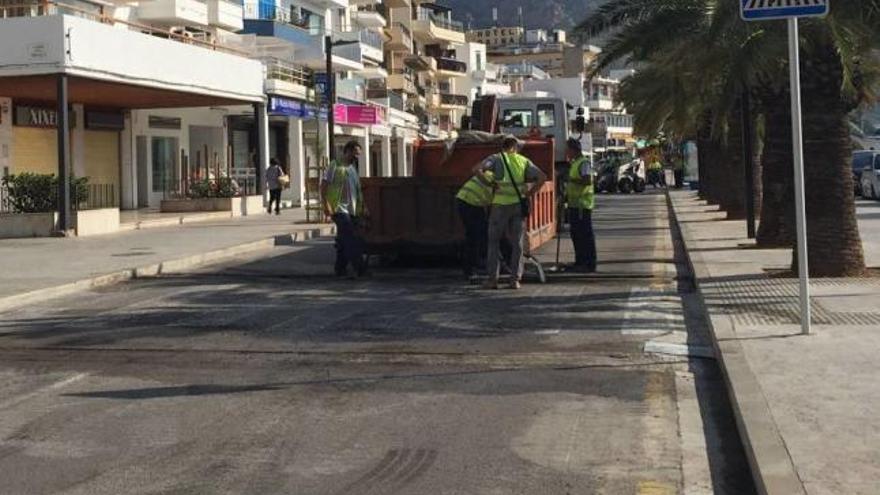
[537,103,556,128]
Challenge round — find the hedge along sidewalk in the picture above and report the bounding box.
[668,190,880,495]
[0,211,334,313]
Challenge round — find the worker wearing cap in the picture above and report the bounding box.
[456,170,495,280]
[565,138,597,273]
[474,136,547,290]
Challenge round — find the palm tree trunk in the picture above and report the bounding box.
[796,37,865,276]
[721,107,747,219]
[756,94,795,247]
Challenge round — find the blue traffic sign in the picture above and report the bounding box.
[741,0,829,21]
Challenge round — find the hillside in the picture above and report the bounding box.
[441,0,601,33]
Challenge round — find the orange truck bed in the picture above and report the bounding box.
[361,138,557,256]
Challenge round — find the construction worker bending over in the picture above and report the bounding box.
[475,136,547,290]
[321,140,368,279]
[565,138,597,273]
[455,170,494,280]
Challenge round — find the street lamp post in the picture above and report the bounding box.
[325,34,336,162]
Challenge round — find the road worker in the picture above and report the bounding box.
[320,140,368,279]
[455,170,495,280]
[474,136,547,290]
[565,138,597,273]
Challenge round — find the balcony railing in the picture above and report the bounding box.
[1,0,248,56]
[263,57,313,86]
[358,29,383,50]
[366,89,405,111]
[436,57,466,73]
[415,8,463,32]
[440,93,468,106]
[242,2,311,29]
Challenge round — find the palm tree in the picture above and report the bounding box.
[576,0,879,276]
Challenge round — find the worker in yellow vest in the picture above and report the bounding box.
[320,140,368,278]
[473,136,547,290]
[456,171,495,280]
[565,138,597,273]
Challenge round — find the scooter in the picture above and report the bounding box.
[617,160,646,194]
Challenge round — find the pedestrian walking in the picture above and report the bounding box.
[477,136,547,290]
[455,170,495,280]
[320,141,368,278]
[565,138,597,273]
[266,158,287,215]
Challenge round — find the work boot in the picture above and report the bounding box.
[508,279,521,290]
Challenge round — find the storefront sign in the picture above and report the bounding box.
[148,116,181,129]
[85,111,124,131]
[268,96,327,120]
[268,96,306,117]
[333,104,382,126]
[15,106,59,128]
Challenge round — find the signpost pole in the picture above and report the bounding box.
[787,17,812,335]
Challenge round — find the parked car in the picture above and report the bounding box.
[853,150,878,196]
[857,151,880,200]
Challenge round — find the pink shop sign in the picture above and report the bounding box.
[333,104,382,126]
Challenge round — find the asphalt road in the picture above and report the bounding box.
[0,191,755,495]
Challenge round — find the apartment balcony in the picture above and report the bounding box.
[386,22,413,52]
[404,54,436,73]
[207,0,243,30]
[337,29,384,64]
[352,10,386,29]
[0,6,264,104]
[263,58,312,100]
[387,71,416,95]
[439,93,468,109]
[241,2,314,46]
[435,57,466,78]
[587,95,615,111]
[412,9,465,44]
[366,89,405,112]
[137,0,209,26]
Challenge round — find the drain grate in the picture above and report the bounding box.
[702,278,880,326]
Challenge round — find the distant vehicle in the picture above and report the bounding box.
[856,151,880,200]
[852,151,877,196]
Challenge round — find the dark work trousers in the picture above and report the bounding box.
[268,188,282,213]
[674,169,685,189]
[332,213,366,276]
[568,207,597,270]
[457,199,488,276]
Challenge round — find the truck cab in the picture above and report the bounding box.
[496,97,582,165]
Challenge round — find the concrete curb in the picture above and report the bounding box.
[666,191,806,495]
[0,225,334,314]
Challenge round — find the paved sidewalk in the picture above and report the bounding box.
[670,190,880,495]
[0,208,333,311]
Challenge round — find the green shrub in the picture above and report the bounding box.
[1,173,88,213]
[186,177,239,199]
